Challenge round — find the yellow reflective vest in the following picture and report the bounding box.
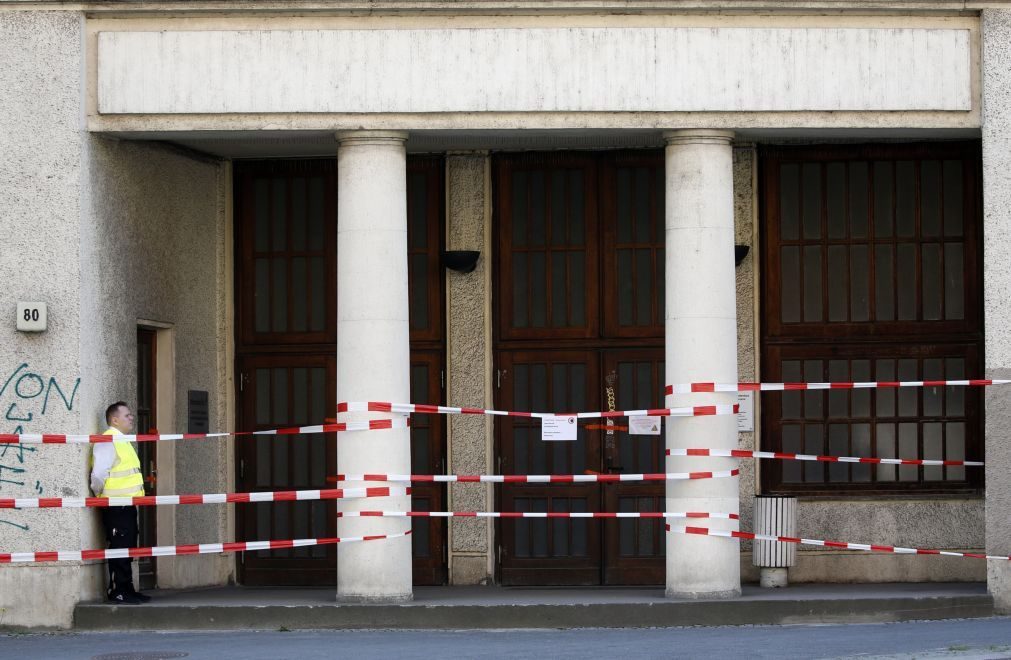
[97,428,145,498]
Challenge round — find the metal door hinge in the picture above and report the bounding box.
[239,458,245,480]
[441,370,445,390]
[496,369,502,389]
[239,372,247,392]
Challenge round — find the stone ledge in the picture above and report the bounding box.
[70,584,993,631]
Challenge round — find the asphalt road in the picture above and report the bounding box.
[2,618,1011,660]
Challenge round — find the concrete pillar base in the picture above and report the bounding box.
[666,587,743,600]
[336,593,415,605]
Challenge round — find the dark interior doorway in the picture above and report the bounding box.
[136,326,158,590]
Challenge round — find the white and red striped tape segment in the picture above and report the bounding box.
[666,448,984,467]
[328,468,740,484]
[0,531,412,564]
[341,510,739,520]
[665,379,1009,396]
[338,401,738,419]
[0,486,411,510]
[665,524,1010,562]
[0,418,409,445]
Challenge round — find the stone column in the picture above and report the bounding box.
[664,130,741,599]
[982,9,1011,615]
[335,131,412,602]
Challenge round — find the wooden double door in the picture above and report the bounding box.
[494,152,668,585]
[233,158,447,586]
[497,350,666,585]
[234,352,446,585]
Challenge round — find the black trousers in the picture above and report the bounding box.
[101,505,138,594]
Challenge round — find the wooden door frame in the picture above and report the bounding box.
[410,349,448,585]
[236,353,339,586]
[136,326,158,590]
[494,152,601,342]
[494,349,603,586]
[600,151,666,339]
[600,348,665,585]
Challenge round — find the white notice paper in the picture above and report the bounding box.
[736,392,754,432]
[541,415,578,441]
[629,415,662,436]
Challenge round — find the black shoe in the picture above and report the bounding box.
[108,591,142,605]
[127,589,151,603]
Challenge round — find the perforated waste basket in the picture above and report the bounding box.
[753,495,797,588]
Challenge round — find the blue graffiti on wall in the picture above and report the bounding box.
[0,363,80,532]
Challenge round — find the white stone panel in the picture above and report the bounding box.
[97,26,971,115]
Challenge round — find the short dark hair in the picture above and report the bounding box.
[105,401,128,425]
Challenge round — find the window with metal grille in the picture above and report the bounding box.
[760,143,983,495]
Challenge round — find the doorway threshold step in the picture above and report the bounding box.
[72,583,993,631]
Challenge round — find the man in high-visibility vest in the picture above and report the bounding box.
[90,401,151,605]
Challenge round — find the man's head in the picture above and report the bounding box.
[105,401,134,433]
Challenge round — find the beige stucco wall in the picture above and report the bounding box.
[734,145,759,554]
[81,138,231,590]
[0,10,229,628]
[982,8,1011,614]
[0,9,104,631]
[445,153,495,584]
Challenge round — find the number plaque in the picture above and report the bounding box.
[16,302,47,332]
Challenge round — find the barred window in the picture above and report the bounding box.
[761,143,983,495]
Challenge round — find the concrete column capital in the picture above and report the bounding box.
[335,130,409,148]
[663,129,735,147]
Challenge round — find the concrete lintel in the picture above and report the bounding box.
[88,126,982,160]
[3,1,994,16]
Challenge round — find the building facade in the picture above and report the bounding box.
[1,0,1010,628]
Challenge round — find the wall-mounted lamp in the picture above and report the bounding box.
[735,245,750,267]
[442,250,481,274]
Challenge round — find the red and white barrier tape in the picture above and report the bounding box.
[328,469,740,484]
[0,418,409,445]
[0,486,411,510]
[666,448,983,467]
[341,510,738,520]
[338,401,738,419]
[0,530,411,564]
[665,524,1010,561]
[665,379,1008,395]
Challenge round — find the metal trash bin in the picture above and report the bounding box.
[753,495,797,588]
